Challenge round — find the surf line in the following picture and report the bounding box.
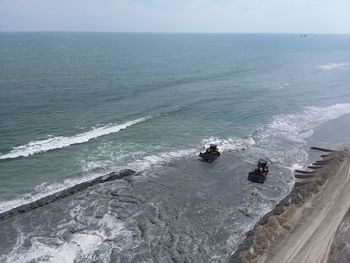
[0,169,136,222]
[0,116,151,160]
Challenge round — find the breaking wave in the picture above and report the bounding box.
[2,213,133,263]
[2,103,350,220]
[129,136,255,171]
[250,103,350,169]
[0,136,255,214]
[317,62,348,71]
[267,103,350,139]
[0,117,150,160]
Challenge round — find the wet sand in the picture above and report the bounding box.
[2,114,350,262]
[0,153,291,262]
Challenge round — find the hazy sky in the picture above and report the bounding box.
[0,0,349,33]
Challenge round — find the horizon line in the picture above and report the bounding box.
[0,31,349,35]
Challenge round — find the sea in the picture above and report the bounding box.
[1,33,350,262]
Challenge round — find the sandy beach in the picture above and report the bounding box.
[269,150,350,263]
[231,148,350,263]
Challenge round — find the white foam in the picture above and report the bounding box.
[0,117,150,160]
[201,136,255,152]
[0,170,106,214]
[2,214,133,263]
[268,103,350,139]
[0,136,255,214]
[3,104,349,218]
[317,62,348,71]
[291,163,304,171]
[7,215,98,262]
[129,136,255,171]
[130,148,198,171]
[2,103,350,215]
[251,103,350,170]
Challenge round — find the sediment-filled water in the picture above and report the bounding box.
[1,33,350,262]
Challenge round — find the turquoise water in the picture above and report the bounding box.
[1,33,350,211]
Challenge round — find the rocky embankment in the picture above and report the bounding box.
[0,169,136,222]
[230,148,350,263]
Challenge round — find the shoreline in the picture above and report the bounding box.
[0,169,136,223]
[230,147,350,262]
[1,114,350,261]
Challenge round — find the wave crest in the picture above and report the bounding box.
[317,62,348,71]
[0,117,150,160]
[0,135,255,214]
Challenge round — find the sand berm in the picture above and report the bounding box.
[230,147,350,263]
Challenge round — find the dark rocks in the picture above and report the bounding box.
[307,165,322,169]
[101,169,136,182]
[310,146,335,152]
[294,170,314,174]
[294,173,314,179]
[0,169,136,222]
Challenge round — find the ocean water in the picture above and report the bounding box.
[1,33,350,262]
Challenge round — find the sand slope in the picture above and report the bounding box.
[268,156,350,263]
[328,209,350,263]
[230,150,350,263]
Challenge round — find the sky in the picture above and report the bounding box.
[0,0,349,33]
